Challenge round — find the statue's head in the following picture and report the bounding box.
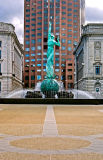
[51,34,55,39]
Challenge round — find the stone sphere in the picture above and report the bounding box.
[41,79,59,93]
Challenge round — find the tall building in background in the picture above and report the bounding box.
[24,0,85,89]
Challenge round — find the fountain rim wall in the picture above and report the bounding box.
[0,98,102,105]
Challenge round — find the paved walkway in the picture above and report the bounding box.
[0,105,103,154]
[42,105,58,136]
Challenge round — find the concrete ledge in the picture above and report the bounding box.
[0,98,103,105]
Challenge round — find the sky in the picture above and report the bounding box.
[0,0,103,44]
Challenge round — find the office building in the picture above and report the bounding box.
[24,0,85,89]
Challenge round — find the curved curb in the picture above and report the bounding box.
[0,134,103,154]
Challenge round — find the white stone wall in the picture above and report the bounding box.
[0,22,23,98]
[74,24,103,98]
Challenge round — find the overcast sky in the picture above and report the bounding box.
[0,0,103,44]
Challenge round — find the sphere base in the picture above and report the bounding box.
[41,79,59,98]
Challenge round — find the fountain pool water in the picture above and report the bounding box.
[6,89,33,98]
[71,89,95,99]
[6,87,95,99]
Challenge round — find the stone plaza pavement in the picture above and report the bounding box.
[0,105,103,155]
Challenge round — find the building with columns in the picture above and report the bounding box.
[74,23,103,98]
[24,0,85,90]
[0,22,24,97]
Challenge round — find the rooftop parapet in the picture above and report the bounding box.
[82,23,103,35]
[0,22,15,32]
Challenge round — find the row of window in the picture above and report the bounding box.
[25,46,72,52]
[26,0,78,3]
[24,62,72,68]
[25,52,71,56]
[25,75,73,81]
[25,34,78,39]
[25,40,77,45]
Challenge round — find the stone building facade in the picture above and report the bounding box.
[74,23,103,98]
[0,22,24,97]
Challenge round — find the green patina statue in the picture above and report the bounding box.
[41,22,60,97]
[46,22,60,79]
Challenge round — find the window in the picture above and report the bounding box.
[25,35,29,38]
[68,34,72,37]
[37,64,41,67]
[61,64,65,67]
[55,63,59,67]
[26,25,29,28]
[62,39,66,43]
[96,88,100,92]
[32,34,35,37]
[37,39,41,43]
[37,46,41,50]
[37,75,41,80]
[68,83,73,89]
[26,41,30,45]
[68,63,72,66]
[31,59,35,62]
[26,20,30,22]
[37,53,41,55]
[68,19,72,22]
[68,75,72,80]
[68,13,72,16]
[31,53,35,56]
[68,29,72,32]
[26,9,30,12]
[25,54,29,57]
[95,66,100,75]
[26,14,30,17]
[32,13,36,16]
[31,47,35,51]
[68,8,72,11]
[55,52,59,55]
[0,82,1,92]
[31,28,35,31]
[68,69,72,72]
[0,64,1,73]
[68,40,72,44]
[62,46,66,50]
[25,59,29,62]
[55,58,59,61]
[74,9,77,12]
[37,69,41,72]
[68,47,72,51]
[37,15,41,20]
[61,75,65,80]
[37,58,41,61]
[0,50,1,59]
[68,24,72,27]
[25,76,29,80]
[32,18,36,21]
[31,40,35,44]
[37,33,42,36]
[26,30,29,33]
[25,48,30,51]
[55,69,59,72]
[31,76,35,80]
[62,58,66,61]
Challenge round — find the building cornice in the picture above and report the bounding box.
[0,30,24,54]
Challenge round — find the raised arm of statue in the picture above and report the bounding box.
[48,22,51,40]
[54,36,60,47]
